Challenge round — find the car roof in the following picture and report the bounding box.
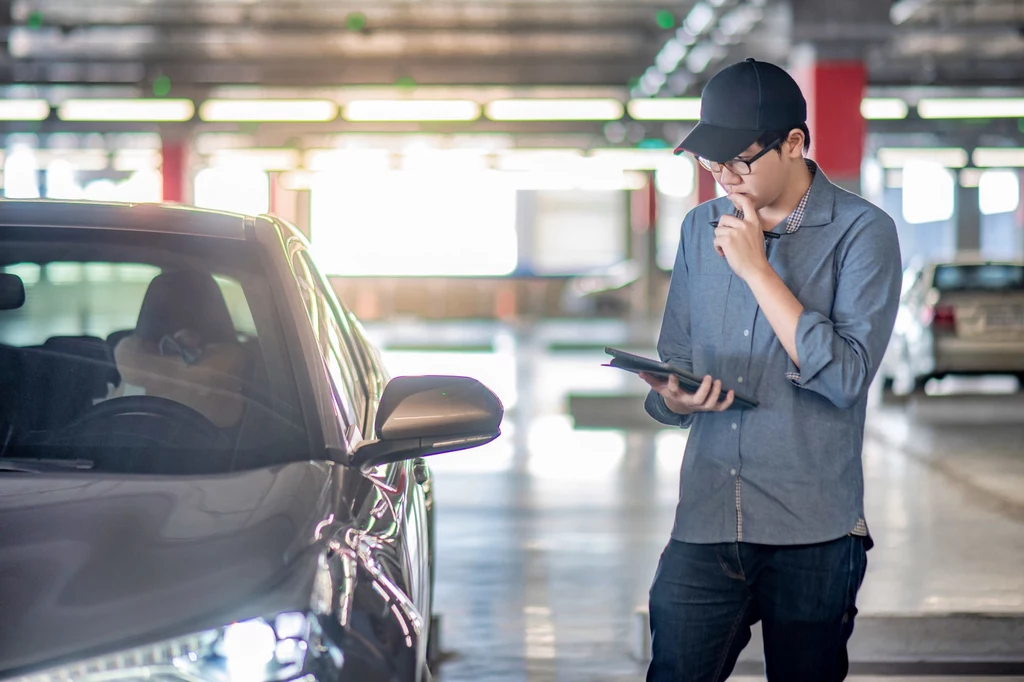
[0,199,272,241]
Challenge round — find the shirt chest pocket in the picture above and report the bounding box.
[690,274,732,342]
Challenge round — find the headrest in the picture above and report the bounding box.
[0,273,26,311]
[135,270,237,344]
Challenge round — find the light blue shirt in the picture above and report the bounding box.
[645,161,903,546]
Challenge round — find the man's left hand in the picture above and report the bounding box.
[715,193,772,282]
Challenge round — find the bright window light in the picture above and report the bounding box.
[861,98,908,120]
[199,99,338,122]
[57,99,195,122]
[589,148,671,171]
[902,161,955,224]
[972,148,1024,168]
[343,100,480,122]
[979,170,1020,215]
[3,146,40,198]
[876,147,968,169]
[917,98,1024,119]
[44,159,82,199]
[0,99,50,121]
[209,148,300,171]
[193,167,270,216]
[309,171,517,276]
[627,98,701,121]
[305,149,392,172]
[486,99,624,121]
[494,149,584,171]
[655,156,696,198]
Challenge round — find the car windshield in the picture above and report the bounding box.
[0,226,309,475]
[933,264,1024,293]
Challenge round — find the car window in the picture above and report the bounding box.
[290,249,367,433]
[0,230,308,475]
[933,264,1024,292]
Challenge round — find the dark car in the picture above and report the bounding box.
[0,200,503,682]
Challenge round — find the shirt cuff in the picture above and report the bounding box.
[786,309,833,388]
[644,390,695,429]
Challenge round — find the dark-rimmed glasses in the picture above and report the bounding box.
[696,137,783,176]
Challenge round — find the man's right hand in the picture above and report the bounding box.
[639,372,735,415]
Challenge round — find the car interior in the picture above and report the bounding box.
[0,249,308,473]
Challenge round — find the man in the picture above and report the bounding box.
[641,58,903,681]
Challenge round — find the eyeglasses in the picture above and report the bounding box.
[696,138,783,176]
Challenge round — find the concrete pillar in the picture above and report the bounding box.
[956,180,982,254]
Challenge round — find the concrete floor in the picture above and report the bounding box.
[367,320,1024,682]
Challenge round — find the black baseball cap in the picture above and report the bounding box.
[674,57,807,163]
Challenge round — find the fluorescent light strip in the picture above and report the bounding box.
[0,99,50,121]
[199,99,338,122]
[486,99,624,121]
[918,98,1024,119]
[861,98,908,120]
[876,147,968,169]
[628,98,701,121]
[58,99,195,122]
[972,147,1024,168]
[343,100,480,122]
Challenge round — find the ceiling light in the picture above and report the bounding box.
[861,98,909,120]
[486,99,624,121]
[655,39,687,74]
[199,99,338,122]
[628,98,701,121]
[494,149,584,171]
[972,148,1024,168]
[876,147,968,169]
[917,98,1024,119]
[343,100,480,122]
[684,2,715,35]
[57,99,194,122]
[305,149,392,172]
[589,148,671,171]
[0,99,50,121]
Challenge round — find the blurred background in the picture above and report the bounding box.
[2,0,1024,680]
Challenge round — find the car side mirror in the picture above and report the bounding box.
[0,274,26,311]
[350,375,503,472]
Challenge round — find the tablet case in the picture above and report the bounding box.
[603,347,759,409]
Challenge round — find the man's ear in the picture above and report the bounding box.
[785,129,805,158]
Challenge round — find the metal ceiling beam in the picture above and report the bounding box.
[0,56,650,87]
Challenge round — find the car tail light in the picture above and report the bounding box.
[922,303,956,331]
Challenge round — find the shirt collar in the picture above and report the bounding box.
[732,159,835,232]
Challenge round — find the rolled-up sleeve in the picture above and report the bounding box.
[646,213,697,429]
[786,213,903,409]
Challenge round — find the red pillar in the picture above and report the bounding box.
[696,166,717,204]
[161,140,186,203]
[795,60,866,193]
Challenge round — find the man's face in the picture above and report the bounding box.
[710,131,803,209]
[714,141,786,209]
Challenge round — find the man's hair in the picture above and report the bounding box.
[756,124,811,154]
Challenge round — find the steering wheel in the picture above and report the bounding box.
[51,396,230,448]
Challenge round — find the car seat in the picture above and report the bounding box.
[110,270,247,429]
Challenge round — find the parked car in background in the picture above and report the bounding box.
[0,200,503,682]
[561,259,643,317]
[878,255,1024,395]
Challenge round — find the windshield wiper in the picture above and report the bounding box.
[0,458,95,473]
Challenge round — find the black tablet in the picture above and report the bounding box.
[603,347,759,409]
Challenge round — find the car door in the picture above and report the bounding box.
[297,252,432,621]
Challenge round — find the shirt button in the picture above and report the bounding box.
[737,377,744,383]
[731,469,738,476]
[743,329,750,337]
[731,423,738,430]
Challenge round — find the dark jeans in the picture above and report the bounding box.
[647,535,868,682]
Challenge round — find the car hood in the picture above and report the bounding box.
[0,461,336,674]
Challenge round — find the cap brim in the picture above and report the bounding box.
[673,122,761,163]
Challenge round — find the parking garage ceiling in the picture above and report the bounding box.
[1,0,1022,92]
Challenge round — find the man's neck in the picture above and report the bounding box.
[758,160,813,229]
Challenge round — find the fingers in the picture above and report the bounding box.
[698,379,723,411]
[728,192,755,215]
[715,390,736,412]
[638,371,668,390]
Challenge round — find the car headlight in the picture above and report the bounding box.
[7,612,344,682]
